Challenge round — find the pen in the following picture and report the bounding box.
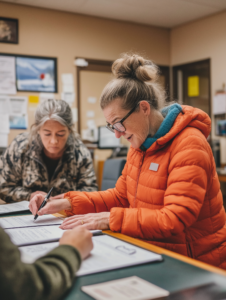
[34,187,54,220]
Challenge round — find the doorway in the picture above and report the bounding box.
[172,59,211,116]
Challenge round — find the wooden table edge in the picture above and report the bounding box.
[103,230,226,277]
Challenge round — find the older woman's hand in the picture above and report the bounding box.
[29,193,71,216]
[59,212,110,231]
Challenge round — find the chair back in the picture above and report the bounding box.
[101,158,126,191]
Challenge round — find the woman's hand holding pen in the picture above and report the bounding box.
[29,194,71,216]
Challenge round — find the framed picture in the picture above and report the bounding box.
[16,55,58,93]
[0,17,18,44]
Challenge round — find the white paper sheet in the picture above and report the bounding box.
[0,201,29,214]
[20,235,162,276]
[61,73,73,85]
[0,56,16,95]
[20,242,59,263]
[0,95,10,114]
[61,92,75,104]
[213,94,226,115]
[0,133,8,147]
[87,97,96,103]
[9,96,28,115]
[39,93,54,104]
[0,214,63,229]
[71,107,78,123]
[0,114,9,133]
[5,226,65,246]
[82,276,169,300]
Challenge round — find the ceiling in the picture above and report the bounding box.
[2,0,226,28]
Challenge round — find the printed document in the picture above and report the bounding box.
[20,235,162,276]
[5,226,64,246]
[0,201,29,215]
[82,276,169,300]
[0,214,63,229]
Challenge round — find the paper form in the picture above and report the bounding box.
[20,235,162,276]
[82,276,169,300]
[0,201,29,214]
[0,114,9,133]
[0,214,63,229]
[20,242,59,263]
[0,56,16,95]
[5,226,64,246]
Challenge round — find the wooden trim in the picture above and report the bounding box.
[103,230,226,277]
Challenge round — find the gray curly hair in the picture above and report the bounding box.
[29,99,78,149]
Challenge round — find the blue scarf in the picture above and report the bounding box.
[140,103,182,151]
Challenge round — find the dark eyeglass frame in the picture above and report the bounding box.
[106,102,140,133]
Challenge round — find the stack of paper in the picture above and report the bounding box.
[0,201,30,215]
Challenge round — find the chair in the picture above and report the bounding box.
[101,158,126,191]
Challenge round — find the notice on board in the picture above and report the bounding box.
[188,76,199,97]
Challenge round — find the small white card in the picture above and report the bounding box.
[149,162,159,171]
[81,276,169,300]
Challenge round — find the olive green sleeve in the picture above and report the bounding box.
[0,228,81,300]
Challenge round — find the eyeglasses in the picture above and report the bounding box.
[106,102,140,133]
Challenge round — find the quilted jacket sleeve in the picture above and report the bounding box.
[0,138,31,203]
[0,227,81,300]
[109,133,211,239]
[64,162,129,216]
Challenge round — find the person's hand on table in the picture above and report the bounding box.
[29,194,71,216]
[59,212,110,230]
[60,226,93,259]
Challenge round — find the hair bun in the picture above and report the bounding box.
[112,54,159,82]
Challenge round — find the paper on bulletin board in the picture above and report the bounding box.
[0,133,8,147]
[188,76,199,97]
[29,95,39,104]
[9,96,28,115]
[61,74,73,85]
[88,97,96,104]
[86,110,95,118]
[0,56,16,95]
[213,94,226,115]
[0,95,10,114]
[71,108,78,123]
[61,92,75,105]
[0,114,9,133]
[39,93,54,104]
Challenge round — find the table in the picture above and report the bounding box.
[1,210,226,299]
[64,230,226,299]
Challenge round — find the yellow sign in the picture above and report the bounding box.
[29,95,39,104]
[188,76,199,97]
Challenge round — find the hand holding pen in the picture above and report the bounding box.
[34,187,54,220]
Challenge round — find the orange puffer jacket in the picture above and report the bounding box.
[65,105,226,269]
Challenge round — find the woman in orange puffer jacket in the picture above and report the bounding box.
[30,54,226,269]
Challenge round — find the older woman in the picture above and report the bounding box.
[30,54,226,269]
[0,99,97,202]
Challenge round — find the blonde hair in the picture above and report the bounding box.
[100,54,166,111]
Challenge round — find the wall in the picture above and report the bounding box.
[170,11,226,162]
[0,2,170,144]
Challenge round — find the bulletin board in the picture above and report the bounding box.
[0,53,58,147]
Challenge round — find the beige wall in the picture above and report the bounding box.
[171,11,226,162]
[0,2,170,144]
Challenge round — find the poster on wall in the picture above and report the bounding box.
[16,55,57,93]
